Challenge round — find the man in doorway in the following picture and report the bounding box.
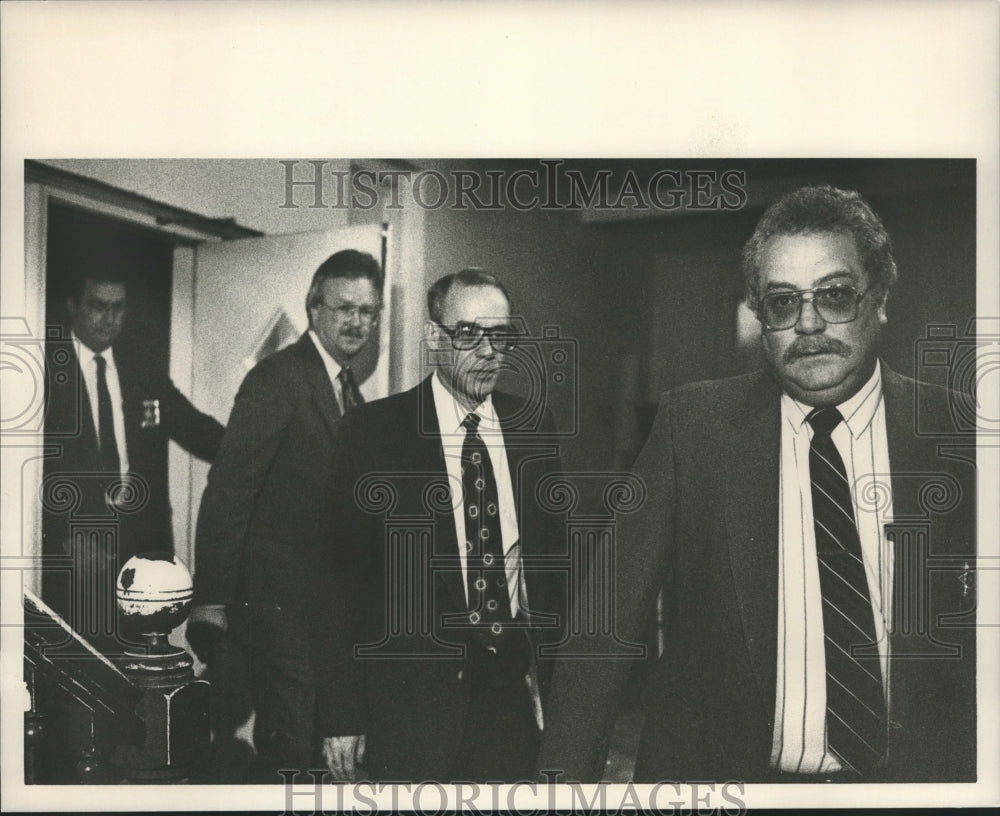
[42,272,225,643]
[190,249,383,782]
[318,269,567,782]
[538,186,976,783]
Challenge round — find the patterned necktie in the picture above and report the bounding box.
[461,413,513,649]
[94,355,120,474]
[807,406,887,775]
[338,366,363,413]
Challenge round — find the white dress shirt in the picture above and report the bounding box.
[308,330,347,413]
[770,363,894,774]
[74,333,129,476]
[431,372,522,617]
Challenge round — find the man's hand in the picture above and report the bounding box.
[186,604,228,664]
[322,735,366,781]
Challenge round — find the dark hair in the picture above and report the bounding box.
[66,271,127,304]
[305,249,383,323]
[426,268,510,324]
[741,185,898,310]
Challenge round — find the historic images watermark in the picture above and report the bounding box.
[279,160,749,213]
[279,770,748,815]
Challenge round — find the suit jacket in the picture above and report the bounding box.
[537,365,976,783]
[316,376,567,780]
[194,333,347,653]
[42,339,224,575]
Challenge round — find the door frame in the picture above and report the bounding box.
[16,173,236,594]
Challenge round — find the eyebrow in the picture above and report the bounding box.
[455,320,517,330]
[328,298,379,307]
[762,271,860,293]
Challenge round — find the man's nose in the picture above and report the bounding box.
[795,296,826,334]
[474,335,496,357]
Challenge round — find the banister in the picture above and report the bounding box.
[23,588,146,746]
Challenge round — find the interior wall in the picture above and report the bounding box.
[868,186,977,379]
[589,208,754,445]
[648,246,742,398]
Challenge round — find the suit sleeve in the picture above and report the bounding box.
[193,362,296,606]
[535,392,677,782]
[153,372,226,461]
[526,406,569,701]
[314,410,372,737]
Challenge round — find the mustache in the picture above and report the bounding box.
[784,336,851,363]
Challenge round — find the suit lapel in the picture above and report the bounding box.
[723,372,781,715]
[296,334,342,437]
[415,377,467,611]
[493,392,523,515]
[880,364,923,516]
[67,345,101,457]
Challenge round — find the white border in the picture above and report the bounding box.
[2,0,997,811]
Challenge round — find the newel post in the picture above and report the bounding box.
[111,552,210,782]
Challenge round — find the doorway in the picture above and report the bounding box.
[45,201,175,375]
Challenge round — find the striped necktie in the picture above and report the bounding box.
[807,406,887,775]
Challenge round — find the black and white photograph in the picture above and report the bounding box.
[1,3,997,814]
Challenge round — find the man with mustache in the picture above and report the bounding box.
[538,186,976,783]
[317,269,566,782]
[190,249,383,782]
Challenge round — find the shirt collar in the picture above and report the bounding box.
[782,362,884,439]
[308,329,343,386]
[72,332,115,369]
[431,370,498,436]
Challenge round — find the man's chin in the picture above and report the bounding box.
[780,368,858,406]
[335,338,366,357]
[783,355,847,381]
[460,375,498,402]
[89,337,116,353]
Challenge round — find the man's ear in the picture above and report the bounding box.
[423,320,438,342]
[876,291,889,325]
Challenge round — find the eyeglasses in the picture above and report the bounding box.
[435,321,520,352]
[758,284,872,331]
[317,301,380,324]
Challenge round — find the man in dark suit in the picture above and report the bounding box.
[318,269,566,782]
[538,186,976,783]
[42,273,225,644]
[190,249,383,782]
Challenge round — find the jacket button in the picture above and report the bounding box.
[457,670,463,681]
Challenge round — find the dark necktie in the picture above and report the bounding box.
[94,355,121,474]
[338,366,363,413]
[807,406,887,775]
[461,413,513,649]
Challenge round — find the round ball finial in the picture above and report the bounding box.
[116,552,194,638]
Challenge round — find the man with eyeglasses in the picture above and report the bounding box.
[317,269,566,782]
[190,249,383,782]
[42,272,225,645]
[538,186,976,783]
